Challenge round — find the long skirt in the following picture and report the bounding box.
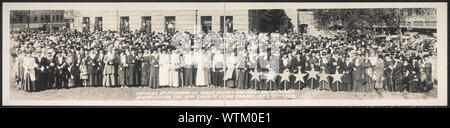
[118,67,127,86]
[38,71,48,91]
[195,67,207,86]
[126,65,136,86]
[169,69,179,87]
[184,68,193,86]
[237,69,248,89]
[23,72,36,92]
[383,76,394,91]
[97,68,104,86]
[352,77,363,92]
[88,73,98,87]
[141,68,150,86]
[149,67,159,88]
[225,69,236,88]
[341,73,352,91]
[393,76,403,92]
[204,68,212,85]
[375,75,384,90]
[159,64,170,86]
[18,67,25,90]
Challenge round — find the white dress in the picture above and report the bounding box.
[169,53,179,87]
[158,53,170,86]
[195,52,207,86]
[224,55,236,80]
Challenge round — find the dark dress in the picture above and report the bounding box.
[352,58,364,92]
[35,57,50,91]
[55,57,69,88]
[141,55,151,86]
[86,54,99,86]
[392,62,404,92]
[342,60,353,91]
[149,55,159,88]
[237,56,249,89]
[126,54,136,86]
[118,54,127,86]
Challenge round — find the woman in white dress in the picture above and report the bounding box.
[158,49,170,86]
[169,50,180,87]
[194,49,207,86]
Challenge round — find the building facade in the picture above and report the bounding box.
[10,10,66,32]
[73,9,250,33]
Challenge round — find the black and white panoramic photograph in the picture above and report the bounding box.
[2,2,447,106]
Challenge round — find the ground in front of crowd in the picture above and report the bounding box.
[8,85,437,100]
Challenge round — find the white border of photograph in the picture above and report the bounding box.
[2,2,447,106]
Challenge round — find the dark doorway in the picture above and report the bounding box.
[201,16,212,33]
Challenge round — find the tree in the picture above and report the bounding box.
[312,8,436,41]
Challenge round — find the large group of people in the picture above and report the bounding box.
[11,28,437,93]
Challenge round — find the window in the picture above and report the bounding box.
[165,16,176,34]
[34,16,38,22]
[220,16,233,33]
[141,16,152,33]
[120,16,130,32]
[201,16,212,33]
[82,17,90,32]
[95,17,103,32]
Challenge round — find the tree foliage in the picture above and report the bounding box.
[312,8,437,39]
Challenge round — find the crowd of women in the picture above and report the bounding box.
[11,29,436,93]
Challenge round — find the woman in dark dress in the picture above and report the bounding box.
[141,49,151,87]
[392,57,404,92]
[352,54,364,92]
[342,56,354,91]
[55,52,69,88]
[237,52,249,89]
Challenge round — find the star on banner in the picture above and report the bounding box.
[318,69,330,82]
[293,67,307,83]
[305,68,319,80]
[249,70,261,81]
[279,70,291,82]
[331,69,344,84]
